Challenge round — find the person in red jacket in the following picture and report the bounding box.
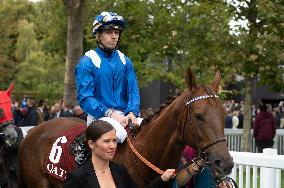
[253,104,276,153]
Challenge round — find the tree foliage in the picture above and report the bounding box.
[0,0,34,89]
[221,0,284,151]
[228,0,284,91]
[0,0,66,100]
[0,0,283,103]
[83,0,237,88]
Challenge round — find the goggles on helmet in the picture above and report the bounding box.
[93,12,125,36]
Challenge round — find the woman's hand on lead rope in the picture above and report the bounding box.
[161,169,176,182]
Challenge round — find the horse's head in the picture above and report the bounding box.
[0,83,18,147]
[181,68,233,176]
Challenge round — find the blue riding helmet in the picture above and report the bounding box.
[93,12,125,36]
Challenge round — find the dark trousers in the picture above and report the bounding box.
[255,139,274,153]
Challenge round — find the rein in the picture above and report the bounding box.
[126,94,226,177]
[126,137,164,175]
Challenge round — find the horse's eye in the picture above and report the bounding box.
[194,113,205,121]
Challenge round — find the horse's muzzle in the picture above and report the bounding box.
[212,155,234,175]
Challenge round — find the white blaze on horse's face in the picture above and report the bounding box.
[2,124,18,146]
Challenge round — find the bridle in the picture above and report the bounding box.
[127,94,226,177]
[182,94,226,164]
[185,94,226,158]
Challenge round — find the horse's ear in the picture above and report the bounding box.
[210,70,221,93]
[6,83,14,97]
[184,68,196,91]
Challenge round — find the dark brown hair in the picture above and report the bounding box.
[260,104,267,112]
[85,120,115,142]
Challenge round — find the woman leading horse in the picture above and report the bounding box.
[18,68,234,188]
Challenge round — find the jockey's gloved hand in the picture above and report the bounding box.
[111,111,128,127]
[127,112,138,126]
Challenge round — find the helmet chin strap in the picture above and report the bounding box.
[98,43,115,55]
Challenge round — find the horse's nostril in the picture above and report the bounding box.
[214,158,234,175]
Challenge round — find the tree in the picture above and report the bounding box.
[0,0,67,100]
[82,0,236,87]
[0,0,34,89]
[225,0,284,151]
[1,0,282,111]
[15,18,65,100]
[63,0,86,105]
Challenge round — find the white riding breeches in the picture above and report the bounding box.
[87,111,143,143]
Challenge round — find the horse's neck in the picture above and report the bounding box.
[135,97,187,168]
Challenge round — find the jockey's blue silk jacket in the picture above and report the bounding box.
[75,47,140,119]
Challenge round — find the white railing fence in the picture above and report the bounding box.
[20,126,34,137]
[230,149,284,188]
[225,129,284,155]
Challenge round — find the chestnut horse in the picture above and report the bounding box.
[18,69,234,188]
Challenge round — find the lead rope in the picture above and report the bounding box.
[126,137,164,175]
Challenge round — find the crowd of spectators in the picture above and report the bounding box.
[11,95,284,130]
[224,100,284,129]
[11,96,87,127]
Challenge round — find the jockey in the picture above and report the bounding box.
[75,11,141,143]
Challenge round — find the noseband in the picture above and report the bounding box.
[185,94,226,159]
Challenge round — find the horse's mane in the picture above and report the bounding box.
[141,92,181,125]
[140,84,216,126]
